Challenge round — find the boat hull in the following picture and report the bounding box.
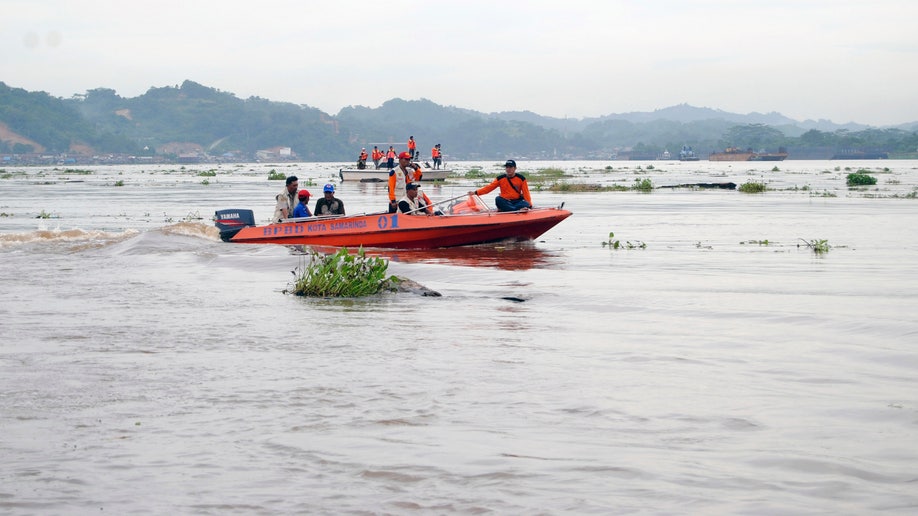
[226,208,572,249]
[339,169,451,182]
[749,153,788,161]
[709,152,755,161]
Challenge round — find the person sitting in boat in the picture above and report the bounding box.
[357,148,368,169]
[469,159,532,212]
[273,175,299,222]
[397,183,431,215]
[292,189,312,218]
[315,183,345,216]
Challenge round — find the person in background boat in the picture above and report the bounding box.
[315,183,345,216]
[431,144,442,170]
[407,136,417,159]
[371,146,383,169]
[292,189,312,218]
[386,146,396,169]
[357,148,368,169]
[469,159,532,212]
[388,151,422,213]
[273,175,299,222]
[397,182,432,215]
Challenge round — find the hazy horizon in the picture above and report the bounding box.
[6,0,917,126]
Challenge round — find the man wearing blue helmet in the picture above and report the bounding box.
[314,183,345,216]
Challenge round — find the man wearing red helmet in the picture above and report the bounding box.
[388,151,423,213]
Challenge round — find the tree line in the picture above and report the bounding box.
[2,81,916,160]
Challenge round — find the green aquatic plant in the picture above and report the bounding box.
[799,238,830,254]
[464,167,488,179]
[602,231,646,250]
[267,169,285,180]
[198,169,217,177]
[113,180,124,187]
[738,181,766,193]
[771,166,780,172]
[631,178,653,192]
[549,182,618,192]
[846,172,877,186]
[36,210,52,219]
[740,239,770,246]
[288,247,395,297]
[533,167,565,179]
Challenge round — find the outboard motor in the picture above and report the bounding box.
[214,209,255,242]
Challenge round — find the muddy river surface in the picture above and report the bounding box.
[2,160,917,513]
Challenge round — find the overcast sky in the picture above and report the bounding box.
[4,0,917,126]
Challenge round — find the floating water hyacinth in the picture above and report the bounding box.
[288,247,393,297]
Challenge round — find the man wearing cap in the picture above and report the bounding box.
[273,175,299,222]
[357,148,368,169]
[388,151,424,213]
[469,160,532,212]
[397,183,431,215]
[315,183,345,216]
[292,189,312,218]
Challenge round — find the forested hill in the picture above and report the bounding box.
[2,80,917,161]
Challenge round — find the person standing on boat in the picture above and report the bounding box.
[386,146,397,169]
[315,183,345,216]
[469,159,532,212]
[431,144,442,170]
[273,175,299,222]
[292,189,312,218]
[357,148,368,169]
[388,151,422,213]
[371,146,383,169]
[397,182,432,215]
[407,136,417,159]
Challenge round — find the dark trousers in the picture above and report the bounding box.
[495,196,531,212]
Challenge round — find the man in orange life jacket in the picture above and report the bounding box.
[388,151,430,213]
[386,146,397,169]
[469,159,532,212]
[431,144,442,169]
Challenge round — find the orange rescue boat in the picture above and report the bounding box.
[215,195,571,249]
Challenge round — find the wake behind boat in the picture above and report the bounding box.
[215,195,571,249]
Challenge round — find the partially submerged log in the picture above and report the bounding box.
[658,182,737,189]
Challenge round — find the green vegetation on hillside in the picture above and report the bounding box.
[2,80,917,160]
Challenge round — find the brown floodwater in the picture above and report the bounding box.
[1,160,917,513]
